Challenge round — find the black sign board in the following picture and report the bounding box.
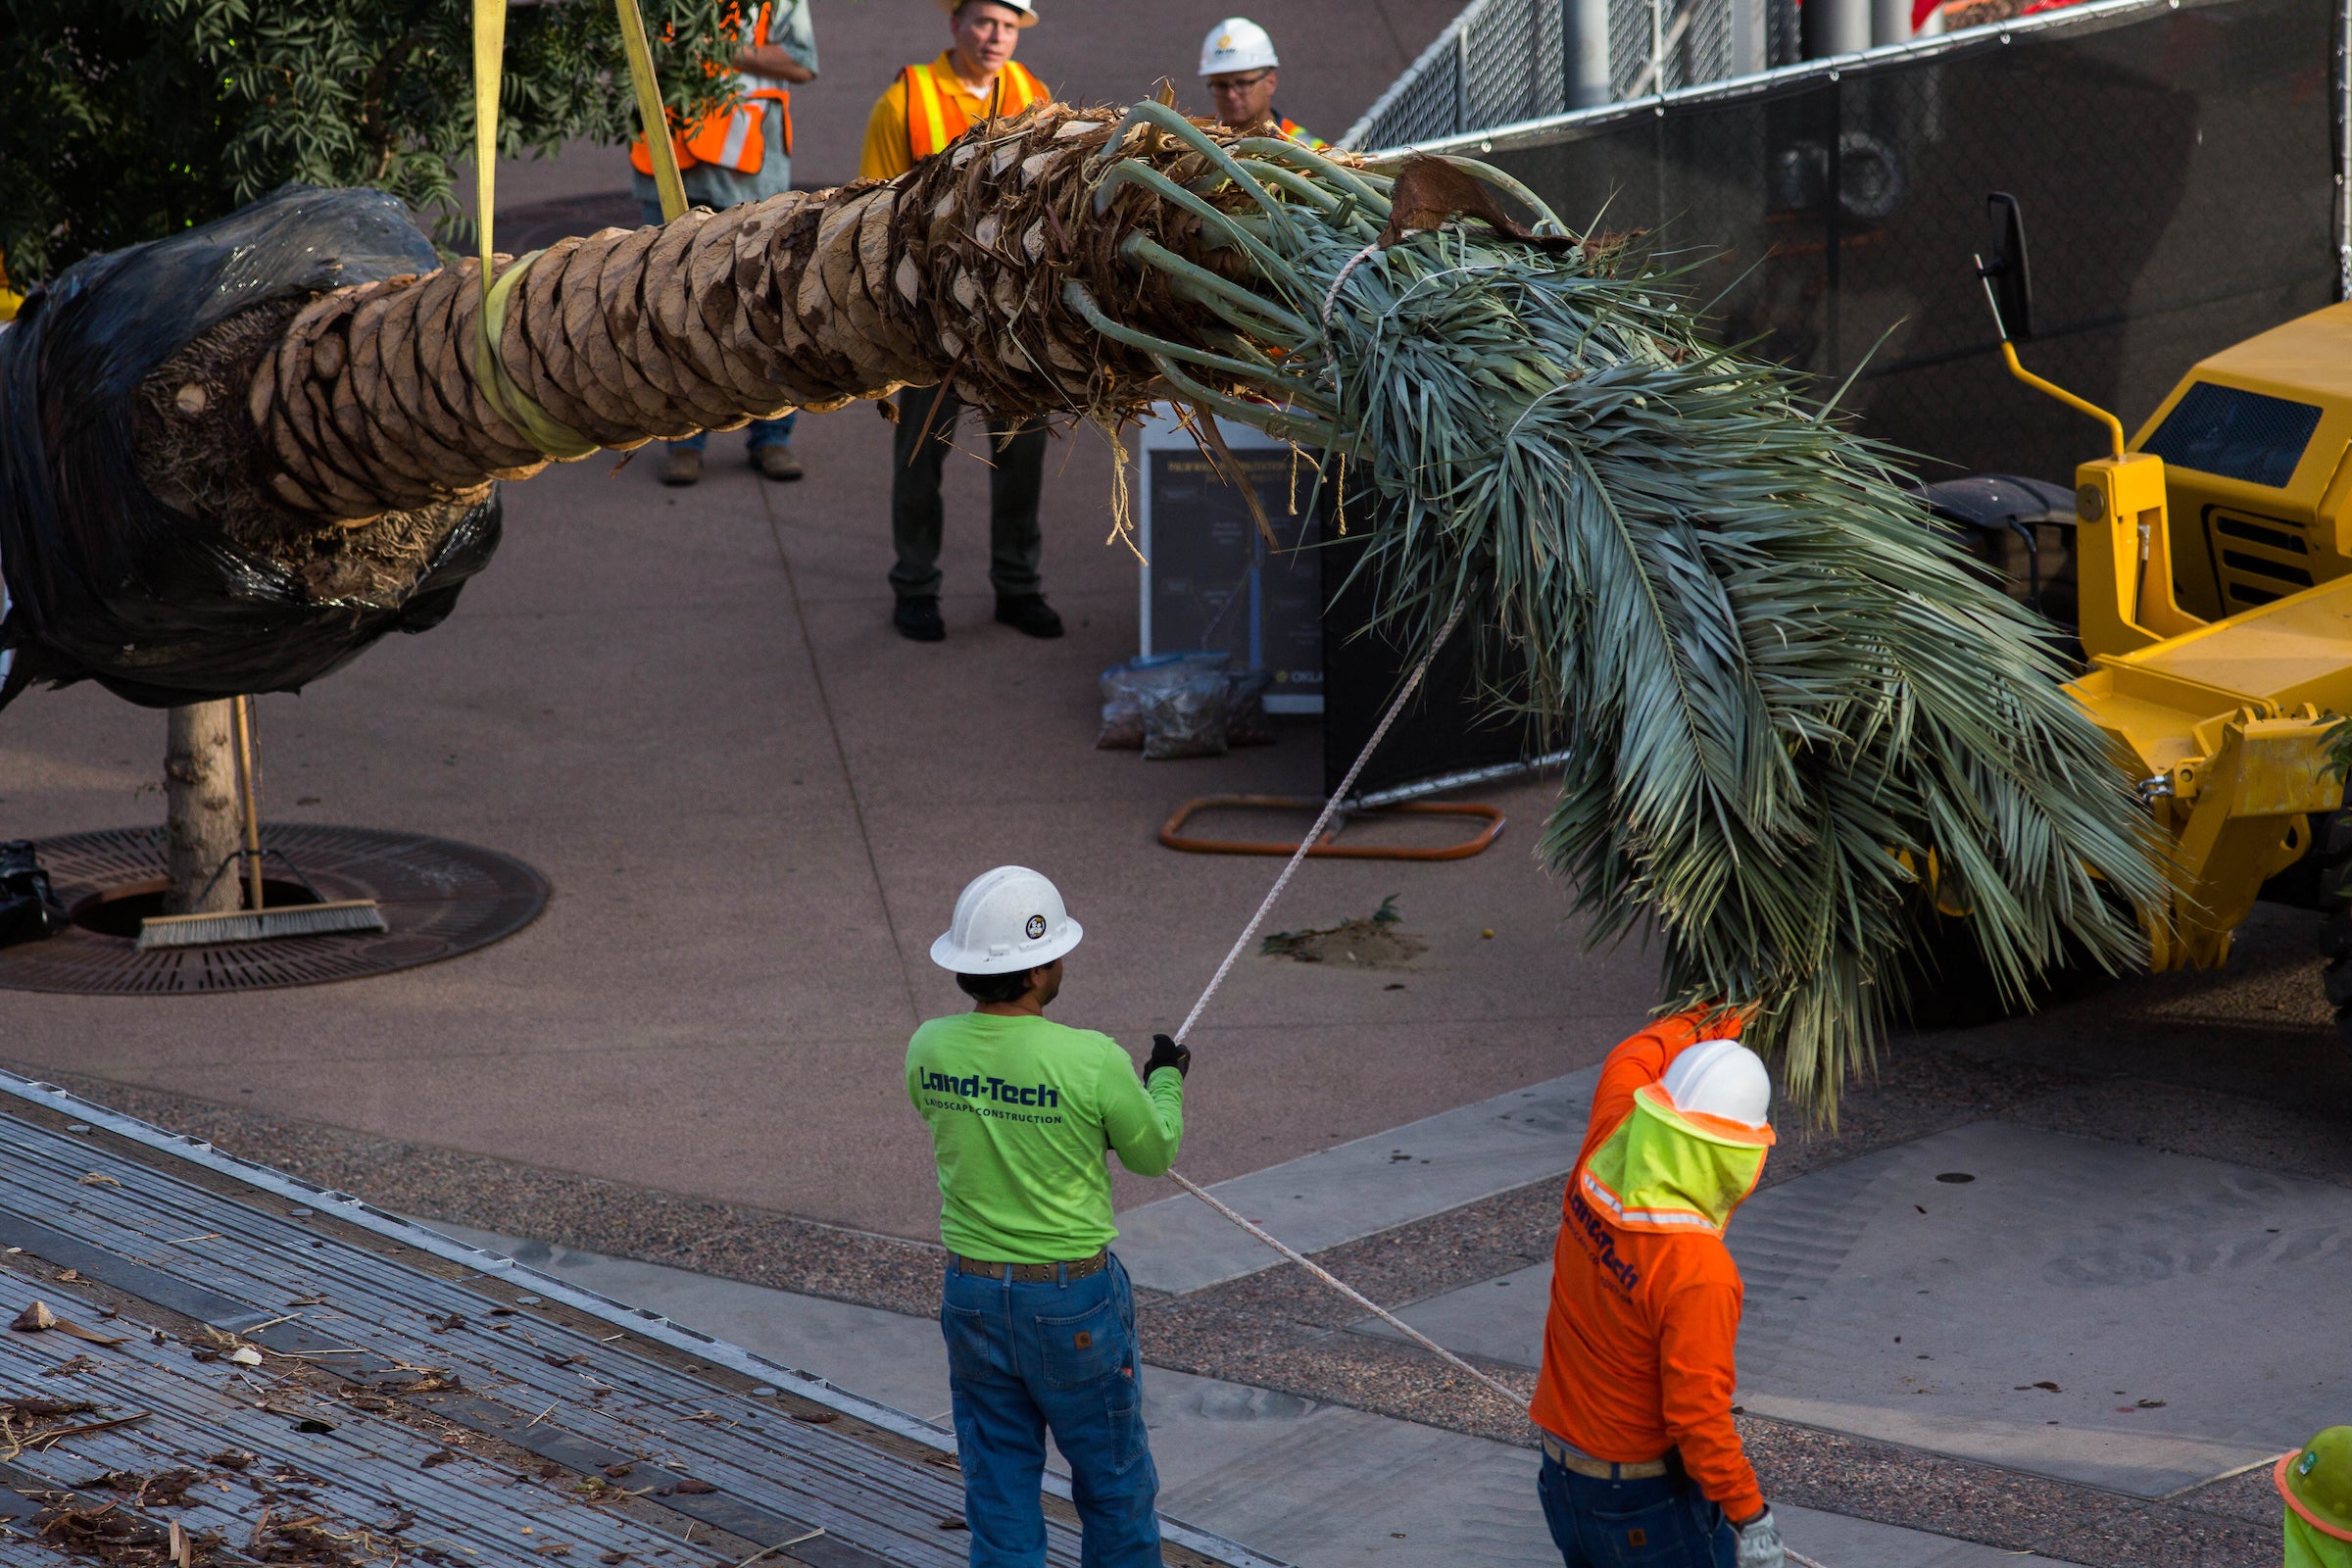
[1140,431,1322,710]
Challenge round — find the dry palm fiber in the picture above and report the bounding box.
[99,103,2169,1106]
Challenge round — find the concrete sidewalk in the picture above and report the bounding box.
[1115,1068,1601,1295]
[1353,1118,2343,1499]
[0,410,1656,1239]
[429,1222,2048,1568]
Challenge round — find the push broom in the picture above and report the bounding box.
[134,697,387,950]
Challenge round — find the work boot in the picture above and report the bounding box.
[893,596,947,642]
[659,447,703,487]
[995,594,1064,639]
[753,444,804,481]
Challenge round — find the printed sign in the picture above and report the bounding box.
[1138,412,1323,713]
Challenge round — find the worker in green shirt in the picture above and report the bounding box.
[908,864,1188,1566]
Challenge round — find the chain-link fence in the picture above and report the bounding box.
[1344,0,1787,149]
[1391,0,2344,485]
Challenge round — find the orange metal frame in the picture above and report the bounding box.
[1158,793,1506,860]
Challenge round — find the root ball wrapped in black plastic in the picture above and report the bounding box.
[0,187,500,710]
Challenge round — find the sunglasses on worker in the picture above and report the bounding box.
[1207,71,1273,94]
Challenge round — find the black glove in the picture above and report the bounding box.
[1144,1034,1191,1080]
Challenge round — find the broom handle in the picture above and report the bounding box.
[232,695,264,912]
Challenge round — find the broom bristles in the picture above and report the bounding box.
[135,901,388,951]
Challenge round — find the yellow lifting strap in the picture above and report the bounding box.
[468,0,688,459]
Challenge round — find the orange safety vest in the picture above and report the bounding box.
[630,4,795,177]
[901,58,1051,161]
[1275,115,1328,151]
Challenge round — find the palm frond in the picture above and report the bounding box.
[1090,122,2167,1114]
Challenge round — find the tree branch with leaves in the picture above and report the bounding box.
[0,0,742,281]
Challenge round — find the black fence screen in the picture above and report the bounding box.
[1481,0,2341,481]
[1323,0,2344,798]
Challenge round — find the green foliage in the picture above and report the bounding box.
[2325,711,2352,787]
[0,0,740,281]
[1085,113,2168,1111]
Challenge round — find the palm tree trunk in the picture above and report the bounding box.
[209,106,1182,527]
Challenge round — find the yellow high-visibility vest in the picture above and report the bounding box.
[902,58,1050,161]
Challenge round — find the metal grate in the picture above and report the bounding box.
[0,1072,1278,1568]
[0,1103,994,1566]
[0,825,547,994]
[2142,381,2326,488]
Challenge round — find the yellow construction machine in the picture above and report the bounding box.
[1936,194,2352,1013]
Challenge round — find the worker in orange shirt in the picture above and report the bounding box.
[859,0,1061,645]
[1531,1013,1787,1568]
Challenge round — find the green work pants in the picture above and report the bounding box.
[890,382,1048,602]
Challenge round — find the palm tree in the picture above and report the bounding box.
[128,101,2166,1107]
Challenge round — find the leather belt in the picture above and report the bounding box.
[950,1249,1108,1283]
[1541,1432,1670,1480]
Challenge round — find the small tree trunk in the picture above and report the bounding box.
[164,702,243,915]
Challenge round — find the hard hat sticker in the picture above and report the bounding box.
[1026,914,1047,939]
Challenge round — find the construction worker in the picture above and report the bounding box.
[2279,1428,2352,1566]
[859,0,1062,644]
[1530,1014,1787,1568]
[908,865,1188,1566]
[631,0,816,487]
[1199,19,1326,147]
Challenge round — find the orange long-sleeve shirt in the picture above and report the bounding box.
[1529,1012,1765,1522]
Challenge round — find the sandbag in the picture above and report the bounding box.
[0,185,501,710]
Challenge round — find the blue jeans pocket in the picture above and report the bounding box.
[1036,1296,1118,1389]
[1588,1493,1698,1567]
[941,1300,995,1381]
[1102,1367,1145,1473]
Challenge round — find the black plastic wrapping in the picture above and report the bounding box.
[0,840,69,949]
[1482,0,2335,487]
[0,185,502,710]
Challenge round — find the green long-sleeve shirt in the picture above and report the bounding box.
[906,1012,1185,1263]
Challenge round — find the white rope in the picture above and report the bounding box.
[1156,599,1838,1567]
[1170,599,1465,1046]
[1162,600,1526,1413]
[1162,1166,1522,1407]
[1319,241,1385,334]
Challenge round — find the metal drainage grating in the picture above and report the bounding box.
[0,824,548,994]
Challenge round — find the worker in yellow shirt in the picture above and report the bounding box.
[859,0,1062,644]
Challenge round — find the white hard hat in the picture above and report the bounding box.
[940,0,1039,26]
[1200,17,1279,75]
[1661,1039,1772,1129]
[930,865,1084,974]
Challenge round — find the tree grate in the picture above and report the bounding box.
[0,824,548,994]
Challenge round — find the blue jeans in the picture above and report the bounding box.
[940,1254,1160,1567]
[638,199,794,456]
[666,413,793,455]
[1538,1454,1735,1567]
